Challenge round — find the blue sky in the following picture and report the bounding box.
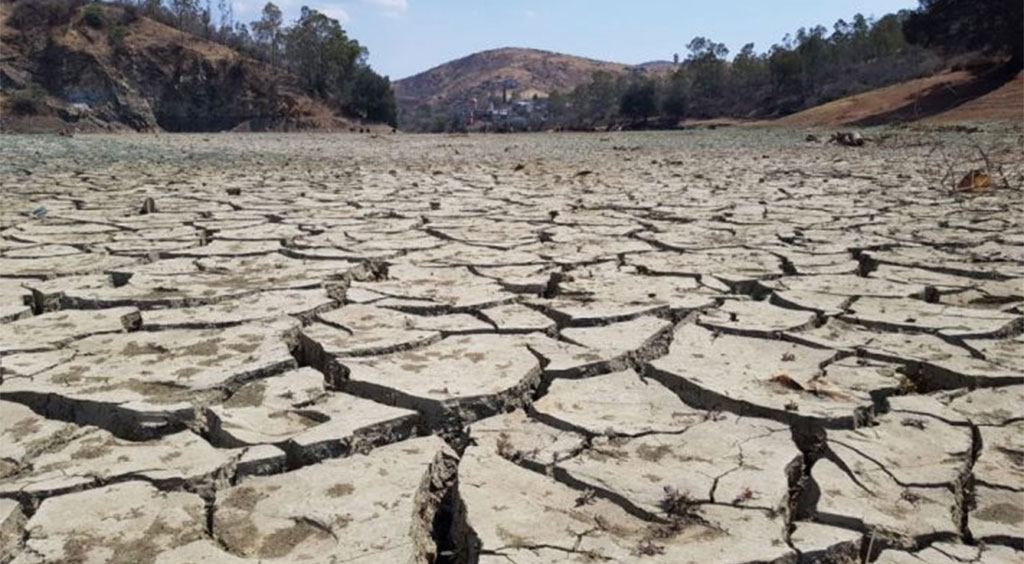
[229,1,920,80]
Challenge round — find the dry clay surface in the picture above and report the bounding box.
[0,130,1022,563]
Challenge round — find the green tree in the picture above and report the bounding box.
[283,7,358,97]
[904,0,1023,68]
[568,71,621,127]
[768,44,802,101]
[348,66,397,126]
[661,69,689,121]
[546,91,568,121]
[731,43,769,108]
[168,0,202,33]
[619,75,657,123]
[685,37,728,116]
[251,2,283,64]
[870,14,906,58]
[795,26,830,101]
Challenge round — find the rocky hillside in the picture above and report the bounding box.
[394,47,631,113]
[0,1,362,133]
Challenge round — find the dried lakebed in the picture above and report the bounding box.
[0,130,1022,563]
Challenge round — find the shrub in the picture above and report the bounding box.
[83,4,105,29]
[4,84,49,116]
[121,4,139,24]
[108,24,127,46]
[7,0,87,30]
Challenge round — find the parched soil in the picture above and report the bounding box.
[776,68,1024,127]
[0,130,1022,563]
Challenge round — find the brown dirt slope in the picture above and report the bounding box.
[0,1,361,133]
[776,67,1022,127]
[393,47,629,112]
[925,70,1023,123]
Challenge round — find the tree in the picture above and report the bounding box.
[685,37,728,116]
[229,21,253,51]
[283,8,364,100]
[570,71,621,126]
[795,26,830,101]
[904,0,1023,68]
[661,70,689,121]
[730,43,769,114]
[200,0,212,37]
[546,91,568,121]
[138,0,163,18]
[251,2,283,64]
[348,66,397,126]
[870,14,906,58]
[619,75,657,123]
[768,44,802,101]
[217,0,233,38]
[169,0,199,33]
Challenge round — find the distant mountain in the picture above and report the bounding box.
[393,47,631,113]
[634,60,679,73]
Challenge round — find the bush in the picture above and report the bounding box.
[83,4,105,29]
[7,0,88,30]
[121,4,139,24]
[108,24,127,47]
[4,84,48,116]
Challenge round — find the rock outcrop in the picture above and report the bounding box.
[0,1,356,133]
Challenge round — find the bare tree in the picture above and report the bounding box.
[217,0,234,38]
[169,0,199,33]
[251,2,283,64]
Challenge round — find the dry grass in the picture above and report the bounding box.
[394,47,631,108]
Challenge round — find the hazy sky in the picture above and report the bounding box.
[229,0,921,80]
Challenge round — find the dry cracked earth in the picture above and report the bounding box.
[0,130,1022,564]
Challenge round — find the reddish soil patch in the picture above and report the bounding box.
[775,67,1022,127]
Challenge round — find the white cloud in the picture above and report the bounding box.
[322,6,351,23]
[365,0,408,14]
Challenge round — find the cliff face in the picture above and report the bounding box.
[0,2,353,133]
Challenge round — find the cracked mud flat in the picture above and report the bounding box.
[0,129,1022,563]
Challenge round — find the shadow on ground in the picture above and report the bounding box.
[852,64,1022,126]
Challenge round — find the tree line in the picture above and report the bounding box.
[115,1,397,125]
[554,0,1020,129]
[548,11,929,129]
[404,0,1021,131]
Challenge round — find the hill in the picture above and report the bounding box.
[393,47,631,114]
[0,1,371,133]
[774,65,1023,127]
